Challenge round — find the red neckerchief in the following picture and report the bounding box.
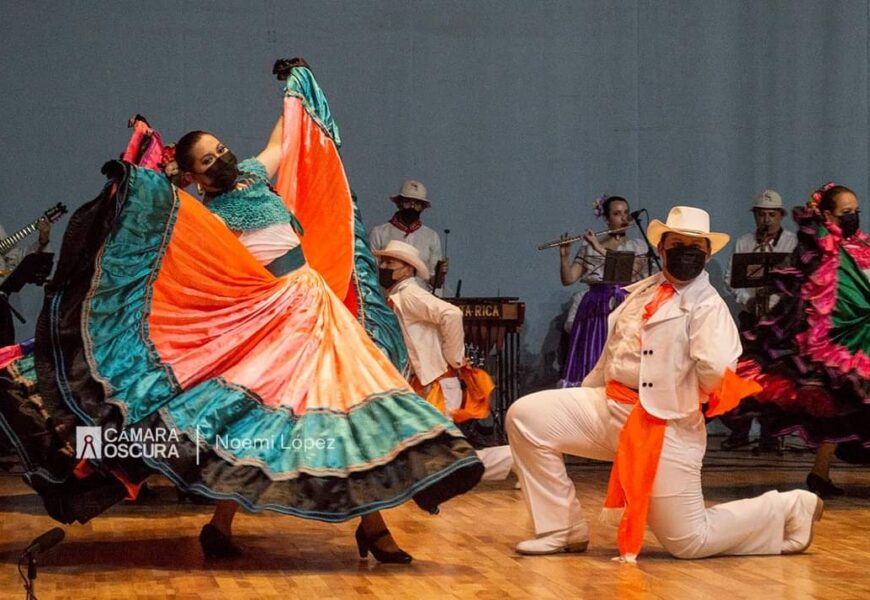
[389,213,422,238]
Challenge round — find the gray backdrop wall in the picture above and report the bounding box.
[1,0,867,390]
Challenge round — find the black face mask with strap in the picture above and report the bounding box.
[664,246,706,282]
[839,212,860,238]
[378,267,397,289]
[395,208,421,226]
[204,151,239,193]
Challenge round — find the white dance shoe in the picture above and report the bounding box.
[516,523,589,555]
[781,489,824,554]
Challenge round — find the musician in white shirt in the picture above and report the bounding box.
[376,240,513,482]
[721,190,797,451]
[507,206,822,561]
[368,180,447,292]
[724,190,798,328]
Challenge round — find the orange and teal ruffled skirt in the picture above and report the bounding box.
[26,163,482,522]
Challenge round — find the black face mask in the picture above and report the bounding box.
[204,151,239,193]
[378,267,397,289]
[396,208,421,226]
[664,246,707,282]
[839,212,860,238]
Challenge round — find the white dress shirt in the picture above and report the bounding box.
[583,272,741,420]
[725,229,797,310]
[387,278,464,386]
[369,222,442,289]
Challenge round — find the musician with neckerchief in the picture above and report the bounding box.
[368,179,448,292]
[0,218,51,344]
[558,195,648,387]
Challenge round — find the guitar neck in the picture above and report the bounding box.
[0,221,39,257]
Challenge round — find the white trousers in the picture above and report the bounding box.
[478,445,514,481]
[506,387,789,558]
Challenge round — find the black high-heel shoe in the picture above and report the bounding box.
[806,473,845,498]
[199,524,243,559]
[354,524,412,564]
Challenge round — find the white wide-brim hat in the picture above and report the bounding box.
[647,206,730,255]
[374,240,430,280]
[390,179,431,208]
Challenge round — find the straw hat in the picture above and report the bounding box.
[647,206,730,255]
[390,180,431,208]
[374,240,430,280]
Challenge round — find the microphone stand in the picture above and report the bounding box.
[0,293,26,324]
[632,210,662,275]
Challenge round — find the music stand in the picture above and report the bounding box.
[729,252,790,290]
[601,251,637,286]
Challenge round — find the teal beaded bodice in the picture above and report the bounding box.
[206,157,302,234]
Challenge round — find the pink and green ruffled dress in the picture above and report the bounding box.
[739,207,870,455]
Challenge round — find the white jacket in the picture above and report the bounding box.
[582,272,741,420]
[387,278,464,386]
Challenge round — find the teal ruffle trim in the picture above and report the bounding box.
[350,192,410,375]
[84,166,460,474]
[161,379,455,475]
[284,67,341,147]
[87,167,182,424]
[206,158,302,233]
[280,66,410,374]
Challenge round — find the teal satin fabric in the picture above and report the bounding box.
[86,168,183,423]
[162,380,456,474]
[267,246,306,276]
[83,167,455,473]
[284,67,341,146]
[349,192,410,375]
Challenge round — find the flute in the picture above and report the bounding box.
[537,223,634,250]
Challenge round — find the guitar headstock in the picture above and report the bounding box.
[43,203,68,224]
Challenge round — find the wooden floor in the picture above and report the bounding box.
[0,442,868,600]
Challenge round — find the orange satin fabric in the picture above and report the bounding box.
[411,366,494,423]
[705,368,762,418]
[147,187,410,415]
[641,281,675,321]
[603,381,666,559]
[275,98,354,303]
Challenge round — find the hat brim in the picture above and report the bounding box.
[390,194,431,208]
[374,248,430,280]
[647,220,730,255]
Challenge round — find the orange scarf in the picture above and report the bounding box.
[603,282,761,559]
[410,366,495,423]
